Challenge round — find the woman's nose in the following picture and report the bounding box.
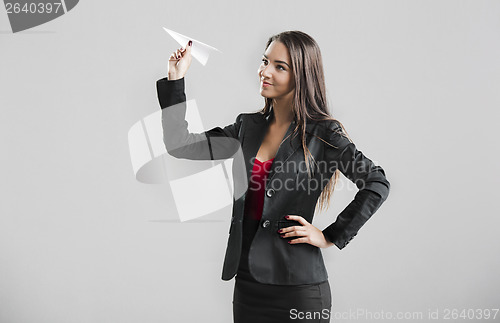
[260,65,271,78]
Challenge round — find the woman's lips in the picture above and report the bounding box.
[262,82,272,87]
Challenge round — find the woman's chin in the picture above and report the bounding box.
[259,90,272,98]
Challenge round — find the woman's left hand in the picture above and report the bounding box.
[279,215,335,249]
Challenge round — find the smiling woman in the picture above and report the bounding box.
[158,30,390,323]
[258,42,296,115]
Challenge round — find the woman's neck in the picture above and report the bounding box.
[271,98,294,126]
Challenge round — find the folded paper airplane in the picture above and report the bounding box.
[162,27,222,66]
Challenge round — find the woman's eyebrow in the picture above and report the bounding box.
[262,54,291,68]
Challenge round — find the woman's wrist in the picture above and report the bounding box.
[167,72,183,80]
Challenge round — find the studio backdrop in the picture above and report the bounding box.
[1,0,499,322]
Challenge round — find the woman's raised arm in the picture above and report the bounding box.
[156,41,242,160]
[157,76,243,160]
[156,40,243,160]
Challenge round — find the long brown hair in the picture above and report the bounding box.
[259,30,352,213]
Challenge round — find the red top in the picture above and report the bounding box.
[237,157,275,282]
[243,157,274,221]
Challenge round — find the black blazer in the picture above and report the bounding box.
[156,76,390,285]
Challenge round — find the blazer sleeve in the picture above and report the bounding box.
[156,76,243,160]
[321,121,390,250]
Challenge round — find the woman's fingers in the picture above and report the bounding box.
[175,47,186,59]
[279,225,307,237]
[278,215,308,237]
[285,215,309,226]
[280,223,333,248]
[168,53,178,61]
[169,50,182,61]
[288,237,310,244]
[167,42,192,79]
[170,44,189,61]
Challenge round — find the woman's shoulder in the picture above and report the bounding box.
[308,118,344,135]
[236,110,269,123]
[307,118,351,148]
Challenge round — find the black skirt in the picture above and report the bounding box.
[233,277,332,323]
[234,218,332,323]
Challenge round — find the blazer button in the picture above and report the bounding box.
[266,188,275,197]
[262,220,270,228]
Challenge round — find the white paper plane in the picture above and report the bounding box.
[162,27,222,66]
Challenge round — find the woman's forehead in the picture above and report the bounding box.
[264,41,291,64]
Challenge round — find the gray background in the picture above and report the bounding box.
[1,0,499,322]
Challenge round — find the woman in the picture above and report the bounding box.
[157,31,390,323]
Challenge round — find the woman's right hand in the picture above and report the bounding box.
[167,40,192,80]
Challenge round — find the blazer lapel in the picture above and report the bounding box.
[242,110,270,184]
[266,118,300,184]
[242,107,302,187]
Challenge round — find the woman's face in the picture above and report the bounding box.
[258,41,295,100]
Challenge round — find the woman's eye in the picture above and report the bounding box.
[261,59,285,71]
